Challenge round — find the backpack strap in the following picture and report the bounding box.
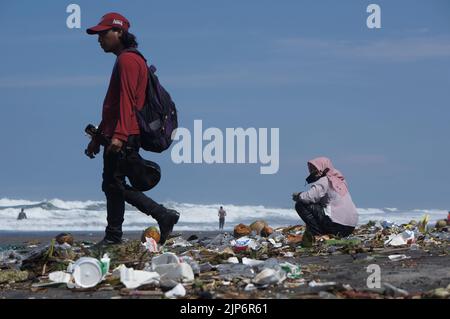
[122,47,147,64]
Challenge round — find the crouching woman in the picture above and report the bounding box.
[293,157,358,238]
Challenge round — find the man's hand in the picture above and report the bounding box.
[85,139,100,159]
[292,192,302,202]
[106,138,124,154]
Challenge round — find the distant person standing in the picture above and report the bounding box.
[218,206,226,230]
[17,208,27,220]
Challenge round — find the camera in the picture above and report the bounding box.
[84,124,110,158]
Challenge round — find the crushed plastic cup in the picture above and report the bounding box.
[253,268,286,286]
[48,271,71,284]
[115,264,160,289]
[164,283,186,299]
[69,257,104,288]
[384,230,415,246]
[151,252,194,282]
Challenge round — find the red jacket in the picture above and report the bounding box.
[99,51,148,142]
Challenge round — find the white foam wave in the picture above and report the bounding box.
[0,198,447,232]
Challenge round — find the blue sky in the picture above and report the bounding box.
[0,0,449,209]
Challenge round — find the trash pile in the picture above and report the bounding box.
[0,214,448,299]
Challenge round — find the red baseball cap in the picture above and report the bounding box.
[86,12,130,35]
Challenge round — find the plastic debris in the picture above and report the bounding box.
[68,257,105,288]
[115,264,160,289]
[226,257,239,264]
[384,230,415,246]
[142,237,159,253]
[253,268,286,286]
[2,218,449,299]
[308,280,337,292]
[179,256,200,275]
[48,271,71,284]
[244,283,257,291]
[233,236,257,252]
[151,252,194,282]
[242,257,264,267]
[388,254,411,261]
[171,237,192,248]
[164,283,186,299]
[268,238,282,248]
[217,264,255,280]
[280,262,302,279]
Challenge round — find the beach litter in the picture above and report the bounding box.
[151,252,194,282]
[253,268,286,287]
[164,283,186,299]
[114,264,160,289]
[142,237,159,253]
[384,230,415,247]
[280,262,302,279]
[388,254,411,262]
[2,217,449,299]
[67,255,110,288]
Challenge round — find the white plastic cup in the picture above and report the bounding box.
[71,257,103,288]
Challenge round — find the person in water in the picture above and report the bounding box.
[17,208,27,220]
[292,157,358,239]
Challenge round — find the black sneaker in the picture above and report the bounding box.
[158,209,180,244]
[92,237,123,249]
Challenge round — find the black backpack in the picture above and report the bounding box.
[124,48,178,153]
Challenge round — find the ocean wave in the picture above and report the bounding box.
[0,198,447,232]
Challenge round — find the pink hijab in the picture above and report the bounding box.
[308,157,348,196]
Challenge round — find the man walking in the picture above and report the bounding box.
[218,206,226,230]
[85,12,179,245]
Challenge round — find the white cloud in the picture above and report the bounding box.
[276,35,450,62]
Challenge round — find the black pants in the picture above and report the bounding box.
[219,218,225,230]
[295,201,354,237]
[102,135,164,242]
